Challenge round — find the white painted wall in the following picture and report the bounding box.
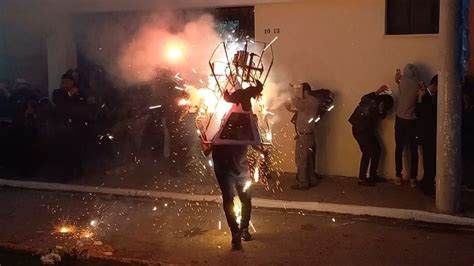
[255,0,440,178]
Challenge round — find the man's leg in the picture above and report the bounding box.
[369,132,381,178]
[353,128,374,185]
[294,135,312,188]
[421,137,436,194]
[408,121,419,182]
[394,117,405,179]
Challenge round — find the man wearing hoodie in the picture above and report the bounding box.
[394,64,420,187]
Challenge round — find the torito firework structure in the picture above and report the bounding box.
[196,37,276,146]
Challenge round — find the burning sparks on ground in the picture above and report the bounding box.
[57,225,75,234]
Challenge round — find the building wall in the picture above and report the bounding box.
[255,0,440,178]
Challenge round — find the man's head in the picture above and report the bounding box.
[403,64,419,80]
[428,74,438,95]
[302,83,312,98]
[61,73,76,91]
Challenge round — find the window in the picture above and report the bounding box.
[212,6,255,38]
[386,0,440,35]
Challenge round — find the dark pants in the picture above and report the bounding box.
[420,135,436,189]
[212,145,252,234]
[353,127,381,179]
[395,116,418,179]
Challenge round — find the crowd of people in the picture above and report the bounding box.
[286,64,474,197]
[0,68,191,180]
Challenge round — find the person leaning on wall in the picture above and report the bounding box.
[349,85,394,186]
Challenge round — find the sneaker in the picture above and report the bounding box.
[241,229,252,241]
[358,178,375,186]
[410,179,417,188]
[370,175,387,183]
[231,231,242,250]
[394,177,402,185]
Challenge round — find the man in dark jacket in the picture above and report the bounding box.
[52,71,89,179]
[202,80,263,251]
[349,85,393,186]
[416,75,438,195]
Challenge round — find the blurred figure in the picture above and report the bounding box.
[52,71,89,179]
[416,75,438,196]
[8,79,39,178]
[394,65,420,187]
[349,85,394,186]
[285,83,334,190]
[0,80,12,167]
[462,82,474,189]
[0,80,11,118]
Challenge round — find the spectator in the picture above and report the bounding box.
[0,80,12,118]
[52,71,89,179]
[415,75,438,196]
[285,83,334,190]
[349,85,394,186]
[394,65,420,187]
[462,82,474,189]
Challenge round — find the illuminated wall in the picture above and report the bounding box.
[255,0,440,178]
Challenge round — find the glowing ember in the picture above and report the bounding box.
[314,117,321,123]
[149,105,162,110]
[327,105,335,111]
[218,220,222,230]
[208,160,213,167]
[81,230,94,239]
[178,98,190,106]
[90,220,98,227]
[56,225,75,234]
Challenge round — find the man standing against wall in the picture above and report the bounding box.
[416,75,438,196]
[285,83,320,190]
[394,65,420,187]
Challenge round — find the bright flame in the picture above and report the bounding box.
[233,196,242,225]
[178,98,190,106]
[266,131,272,141]
[166,47,183,62]
[243,180,252,192]
[253,167,260,182]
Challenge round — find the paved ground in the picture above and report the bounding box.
[3,160,474,217]
[0,187,473,265]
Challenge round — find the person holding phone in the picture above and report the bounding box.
[394,64,420,187]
